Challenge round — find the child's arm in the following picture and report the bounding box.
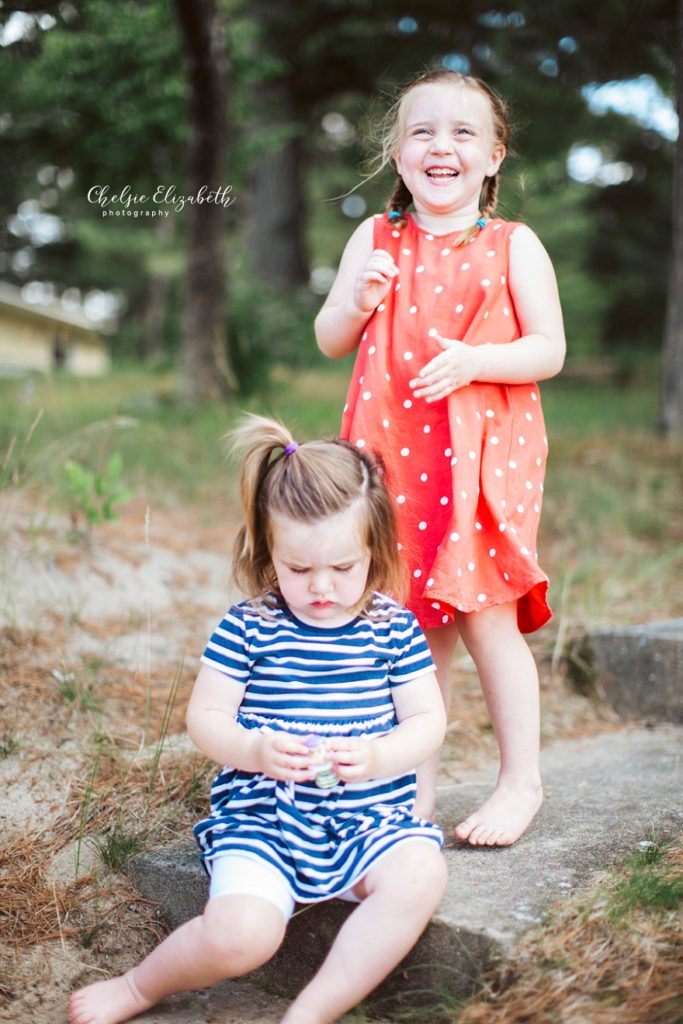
[328,670,446,782]
[410,226,566,401]
[315,217,399,359]
[186,664,313,783]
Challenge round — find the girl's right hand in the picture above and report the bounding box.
[353,248,399,314]
[257,732,314,783]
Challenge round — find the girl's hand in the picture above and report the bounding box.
[327,736,379,782]
[409,332,482,401]
[353,249,399,314]
[257,732,314,783]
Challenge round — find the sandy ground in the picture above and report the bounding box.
[0,489,619,1024]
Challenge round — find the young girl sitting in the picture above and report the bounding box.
[69,415,447,1024]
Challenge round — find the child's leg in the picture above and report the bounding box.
[280,840,447,1024]
[455,601,543,846]
[414,620,459,818]
[69,894,286,1024]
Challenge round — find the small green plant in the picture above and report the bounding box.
[62,451,133,533]
[52,668,103,712]
[0,729,20,758]
[94,823,146,872]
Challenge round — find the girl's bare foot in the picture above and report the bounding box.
[68,972,153,1024]
[454,779,543,846]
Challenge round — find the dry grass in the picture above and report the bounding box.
[1,410,681,1019]
[0,625,213,969]
[456,840,683,1024]
[0,839,93,947]
[0,839,162,953]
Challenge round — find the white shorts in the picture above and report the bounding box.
[208,853,361,923]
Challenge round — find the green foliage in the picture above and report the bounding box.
[94,823,145,873]
[227,279,318,395]
[0,0,187,359]
[608,838,683,920]
[52,668,103,712]
[1,0,186,192]
[1,0,677,380]
[62,451,133,533]
[0,730,20,758]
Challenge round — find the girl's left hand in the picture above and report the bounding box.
[409,333,481,401]
[327,737,378,782]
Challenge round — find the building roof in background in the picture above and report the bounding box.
[0,281,110,339]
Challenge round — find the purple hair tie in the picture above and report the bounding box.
[284,441,299,455]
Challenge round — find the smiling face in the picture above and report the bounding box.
[270,504,372,628]
[394,81,506,226]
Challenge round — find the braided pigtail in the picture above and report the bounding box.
[479,170,500,222]
[451,173,499,248]
[386,176,413,227]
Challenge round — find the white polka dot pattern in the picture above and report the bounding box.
[340,214,551,633]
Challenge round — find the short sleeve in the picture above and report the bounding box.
[387,610,436,687]
[201,605,251,683]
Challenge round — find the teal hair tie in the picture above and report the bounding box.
[388,209,402,223]
[475,217,487,229]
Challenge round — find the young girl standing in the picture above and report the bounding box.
[315,69,566,847]
[69,415,447,1024]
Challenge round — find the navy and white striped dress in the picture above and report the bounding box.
[193,593,444,903]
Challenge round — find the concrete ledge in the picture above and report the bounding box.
[129,726,682,1017]
[584,619,683,722]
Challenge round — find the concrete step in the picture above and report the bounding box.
[580,618,683,723]
[129,725,682,1020]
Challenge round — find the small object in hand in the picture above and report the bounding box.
[304,734,340,789]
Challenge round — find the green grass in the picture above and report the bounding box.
[0,358,663,486]
[1,361,681,632]
[0,361,355,502]
[94,823,146,873]
[541,368,659,434]
[608,838,683,921]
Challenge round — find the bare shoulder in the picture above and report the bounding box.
[509,224,557,279]
[508,223,565,345]
[509,223,549,256]
[341,215,377,257]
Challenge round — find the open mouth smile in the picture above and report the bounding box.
[425,167,460,180]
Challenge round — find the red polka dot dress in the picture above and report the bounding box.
[341,213,551,633]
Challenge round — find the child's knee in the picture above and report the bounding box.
[377,842,447,904]
[201,895,286,973]
[411,844,448,900]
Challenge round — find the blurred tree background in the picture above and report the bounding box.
[0,0,679,421]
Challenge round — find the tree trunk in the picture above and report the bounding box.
[658,0,683,436]
[173,0,233,403]
[245,73,309,288]
[141,215,174,362]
